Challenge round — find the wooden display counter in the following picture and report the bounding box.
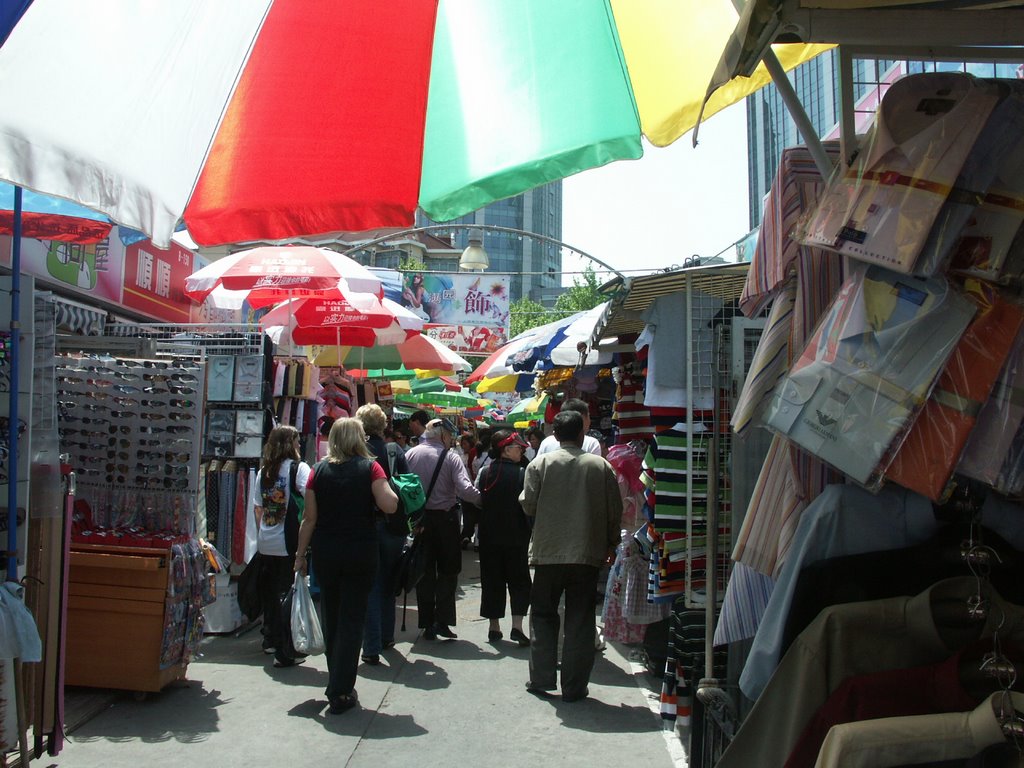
[66,544,187,693]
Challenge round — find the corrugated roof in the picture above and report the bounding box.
[593,262,749,342]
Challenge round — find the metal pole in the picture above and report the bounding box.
[336,224,628,282]
[761,50,836,180]
[7,186,21,581]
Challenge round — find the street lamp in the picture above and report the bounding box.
[458,229,489,271]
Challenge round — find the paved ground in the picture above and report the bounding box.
[39,551,686,767]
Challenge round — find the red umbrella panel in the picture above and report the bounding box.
[265,321,417,348]
[184,245,383,307]
[259,293,396,330]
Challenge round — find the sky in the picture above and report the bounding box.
[560,100,750,286]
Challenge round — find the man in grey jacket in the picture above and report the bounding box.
[519,410,622,702]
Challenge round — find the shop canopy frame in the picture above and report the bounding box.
[701,2,1024,181]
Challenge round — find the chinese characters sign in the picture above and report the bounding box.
[401,272,509,355]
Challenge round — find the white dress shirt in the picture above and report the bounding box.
[799,72,1001,274]
[814,692,1023,768]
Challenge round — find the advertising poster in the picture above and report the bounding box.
[423,324,508,355]
[401,272,510,331]
[402,271,509,356]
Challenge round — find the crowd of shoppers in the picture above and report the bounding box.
[261,397,621,715]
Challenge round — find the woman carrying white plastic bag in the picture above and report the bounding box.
[290,572,325,656]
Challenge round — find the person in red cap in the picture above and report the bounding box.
[475,429,533,646]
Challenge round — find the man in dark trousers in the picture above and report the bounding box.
[406,418,481,640]
[519,410,622,702]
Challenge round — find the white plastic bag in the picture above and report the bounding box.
[289,572,324,656]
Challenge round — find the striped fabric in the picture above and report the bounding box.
[712,561,775,646]
[730,279,795,435]
[613,371,653,442]
[728,144,845,579]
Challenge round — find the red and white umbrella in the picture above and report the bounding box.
[260,292,398,331]
[185,245,382,308]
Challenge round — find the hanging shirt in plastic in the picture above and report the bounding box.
[943,86,1024,279]
[764,265,975,486]
[885,281,1024,501]
[912,84,1024,277]
[957,325,1024,491]
[797,72,1002,274]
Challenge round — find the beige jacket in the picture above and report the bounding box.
[519,445,622,567]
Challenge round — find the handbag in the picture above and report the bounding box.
[289,571,325,655]
[236,551,263,621]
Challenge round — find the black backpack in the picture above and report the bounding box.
[282,461,304,556]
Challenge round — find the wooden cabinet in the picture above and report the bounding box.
[66,545,187,693]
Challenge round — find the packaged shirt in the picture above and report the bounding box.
[798,72,1001,273]
[764,265,975,486]
[957,324,1024,490]
[885,282,1024,501]
[946,88,1024,279]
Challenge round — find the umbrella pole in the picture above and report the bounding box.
[7,187,21,581]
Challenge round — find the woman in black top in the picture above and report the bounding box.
[475,429,532,646]
[295,418,397,714]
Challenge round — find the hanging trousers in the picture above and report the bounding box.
[529,564,598,699]
[415,506,462,629]
[478,543,531,619]
[312,533,378,700]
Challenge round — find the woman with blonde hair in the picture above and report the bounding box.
[254,424,311,667]
[294,418,398,714]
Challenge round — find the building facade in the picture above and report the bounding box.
[746,51,1024,229]
[416,181,564,304]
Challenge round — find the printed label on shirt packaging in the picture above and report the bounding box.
[893,282,928,306]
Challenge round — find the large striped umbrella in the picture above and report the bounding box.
[0,0,827,248]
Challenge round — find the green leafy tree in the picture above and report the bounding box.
[553,265,605,315]
[509,297,557,339]
[398,254,428,273]
[507,266,608,339]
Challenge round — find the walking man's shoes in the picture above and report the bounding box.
[433,623,458,639]
[328,691,358,714]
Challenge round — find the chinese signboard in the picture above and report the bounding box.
[401,272,509,354]
[0,233,242,324]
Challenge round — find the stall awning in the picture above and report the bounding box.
[592,262,749,343]
[49,294,106,336]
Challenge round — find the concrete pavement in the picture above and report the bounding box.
[44,551,684,767]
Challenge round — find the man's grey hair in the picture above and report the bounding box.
[424,418,450,440]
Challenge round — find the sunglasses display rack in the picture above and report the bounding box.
[56,354,204,540]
